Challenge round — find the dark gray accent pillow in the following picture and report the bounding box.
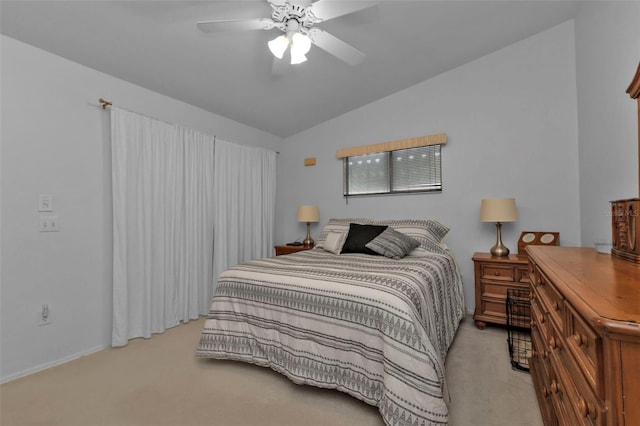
[366,227,421,259]
[341,223,388,255]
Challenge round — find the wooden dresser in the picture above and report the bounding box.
[527,246,640,425]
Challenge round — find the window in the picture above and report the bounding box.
[343,145,442,196]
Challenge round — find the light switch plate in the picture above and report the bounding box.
[38,194,53,212]
[39,216,60,232]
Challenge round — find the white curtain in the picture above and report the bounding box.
[111,108,215,347]
[111,108,277,347]
[212,139,276,288]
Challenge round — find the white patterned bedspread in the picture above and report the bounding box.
[196,248,465,425]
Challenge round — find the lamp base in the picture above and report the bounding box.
[303,222,314,248]
[490,222,510,257]
[490,243,510,257]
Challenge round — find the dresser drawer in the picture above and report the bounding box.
[531,296,550,343]
[533,267,564,332]
[531,321,550,366]
[529,354,556,425]
[481,264,516,281]
[550,351,604,426]
[547,354,575,426]
[565,303,603,398]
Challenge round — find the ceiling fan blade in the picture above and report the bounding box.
[307,1,377,22]
[307,28,365,66]
[197,18,274,33]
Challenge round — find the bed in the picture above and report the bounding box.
[196,219,466,425]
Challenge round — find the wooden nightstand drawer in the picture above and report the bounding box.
[481,264,516,281]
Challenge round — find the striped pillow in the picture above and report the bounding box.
[371,219,448,254]
[365,227,420,259]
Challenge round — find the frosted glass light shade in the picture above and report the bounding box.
[480,198,518,223]
[290,47,307,64]
[297,205,319,222]
[292,32,311,54]
[268,35,289,59]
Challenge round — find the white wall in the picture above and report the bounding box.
[276,21,582,314]
[0,35,282,382]
[575,1,640,247]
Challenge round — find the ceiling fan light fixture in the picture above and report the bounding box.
[268,34,289,59]
[292,32,311,55]
[290,48,307,65]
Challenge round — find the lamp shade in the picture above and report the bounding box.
[480,198,518,222]
[297,205,319,222]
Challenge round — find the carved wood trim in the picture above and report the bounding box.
[628,61,640,194]
[627,61,640,99]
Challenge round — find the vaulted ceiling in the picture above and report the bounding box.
[1,1,580,137]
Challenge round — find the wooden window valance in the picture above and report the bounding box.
[336,133,447,159]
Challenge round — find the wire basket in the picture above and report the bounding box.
[506,288,532,372]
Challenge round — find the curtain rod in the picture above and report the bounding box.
[99,98,112,109]
[97,97,279,154]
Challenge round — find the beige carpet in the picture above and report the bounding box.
[1,316,542,426]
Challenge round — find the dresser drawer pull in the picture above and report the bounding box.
[578,397,597,419]
[537,313,545,324]
[573,333,588,347]
[552,301,560,311]
[548,336,556,350]
[542,386,550,398]
[550,380,561,394]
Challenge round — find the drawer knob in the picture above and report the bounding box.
[578,397,597,419]
[573,333,588,347]
[494,271,500,276]
[542,386,549,398]
[550,380,561,394]
[548,337,556,350]
[552,301,560,311]
[530,320,536,328]
[537,314,545,324]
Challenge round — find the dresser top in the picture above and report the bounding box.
[527,246,640,333]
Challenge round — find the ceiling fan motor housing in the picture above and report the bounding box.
[270,1,320,34]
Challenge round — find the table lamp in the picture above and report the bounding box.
[297,205,319,248]
[480,198,518,257]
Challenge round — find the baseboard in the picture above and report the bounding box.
[1,344,108,384]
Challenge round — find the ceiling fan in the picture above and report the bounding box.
[197,0,377,67]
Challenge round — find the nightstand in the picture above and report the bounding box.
[472,252,530,329]
[274,245,314,256]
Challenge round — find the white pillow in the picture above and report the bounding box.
[315,218,372,248]
[323,231,347,254]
